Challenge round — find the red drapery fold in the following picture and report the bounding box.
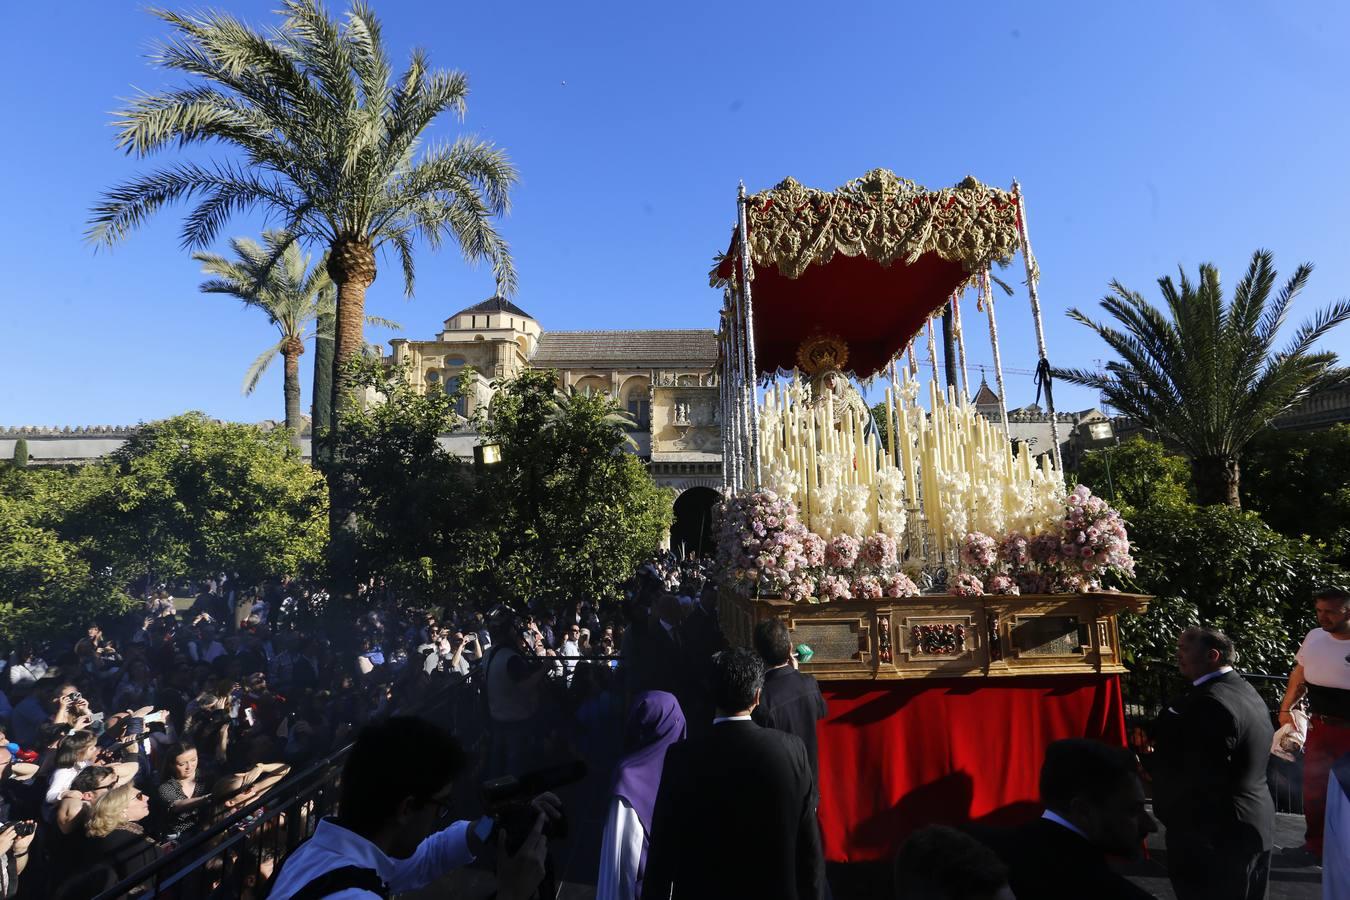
[816,675,1126,862]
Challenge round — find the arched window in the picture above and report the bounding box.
[445,375,468,417]
[620,376,651,429]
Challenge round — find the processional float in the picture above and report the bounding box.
[712,169,1150,681]
[711,170,1152,862]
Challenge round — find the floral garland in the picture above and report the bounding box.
[958,485,1134,595]
[716,491,920,602]
[716,484,1132,603]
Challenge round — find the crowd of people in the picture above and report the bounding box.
[0,549,713,899]
[2,554,1345,900]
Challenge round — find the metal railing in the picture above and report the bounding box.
[91,671,483,900]
[93,652,620,898]
[1120,663,1303,814]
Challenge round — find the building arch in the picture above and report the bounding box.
[670,485,720,558]
[573,375,609,397]
[620,375,652,428]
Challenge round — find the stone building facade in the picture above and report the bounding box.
[387,296,724,552]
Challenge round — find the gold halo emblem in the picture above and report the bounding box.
[796,334,850,377]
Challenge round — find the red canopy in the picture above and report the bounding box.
[714,170,1022,379]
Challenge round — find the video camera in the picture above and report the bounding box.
[480,759,586,853]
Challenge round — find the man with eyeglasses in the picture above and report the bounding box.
[269,716,560,900]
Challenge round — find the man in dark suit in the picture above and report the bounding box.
[753,618,828,792]
[1148,627,1275,900]
[977,738,1157,900]
[645,648,825,900]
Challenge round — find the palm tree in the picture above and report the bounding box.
[1057,250,1350,507]
[87,0,517,445]
[195,232,398,451]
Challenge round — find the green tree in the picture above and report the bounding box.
[1073,436,1192,513]
[475,370,673,610]
[10,438,28,468]
[1057,250,1350,507]
[72,413,328,586]
[331,359,475,600]
[1118,502,1343,675]
[0,486,133,647]
[1241,424,1350,566]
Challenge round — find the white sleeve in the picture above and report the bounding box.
[386,819,475,893]
[1296,631,1313,668]
[45,767,76,807]
[597,796,645,900]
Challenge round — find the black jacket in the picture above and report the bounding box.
[977,818,1155,900]
[644,719,824,900]
[1148,669,1275,852]
[753,666,828,792]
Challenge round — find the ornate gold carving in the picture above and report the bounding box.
[712,170,1021,285]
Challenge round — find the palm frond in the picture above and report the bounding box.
[1066,251,1350,461]
[242,338,285,395]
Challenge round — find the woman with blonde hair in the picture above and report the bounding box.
[66,783,161,883]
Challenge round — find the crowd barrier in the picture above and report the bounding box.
[92,670,484,900]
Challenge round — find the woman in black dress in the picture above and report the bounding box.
[154,742,212,841]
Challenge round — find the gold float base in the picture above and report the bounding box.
[719,591,1151,681]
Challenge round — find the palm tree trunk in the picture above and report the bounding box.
[327,235,378,421]
[941,304,959,395]
[325,235,378,597]
[1192,454,1241,508]
[282,337,304,452]
[312,311,334,463]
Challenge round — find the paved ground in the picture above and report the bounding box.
[428,801,1325,900]
[1115,809,1321,900]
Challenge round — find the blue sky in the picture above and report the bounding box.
[4,0,1349,426]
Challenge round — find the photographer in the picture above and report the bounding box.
[268,716,556,900]
[484,620,550,778]
[0,819,36,898]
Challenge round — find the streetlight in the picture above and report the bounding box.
[1081,420,1119,500]
[473,442,502,469]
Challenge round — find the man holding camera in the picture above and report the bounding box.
[269,716,558,900]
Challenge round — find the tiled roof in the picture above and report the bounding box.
[533,330,718,365]
[972,379,1001,406]
[450,296,533,319]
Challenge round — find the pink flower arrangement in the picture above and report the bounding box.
[825,534,860,569]
[1028,532,1063,568]
[999,533,1030,569]
[986,573,1021,596]
[851,574,883,600]
[817,573,853,602]
[1058,484,1134,588]
[715,490,813,599]
[802,532,826,567]
[860,533,898,569]
[959,532,998,574]
[884,573,921,598]
[950,573,985,597]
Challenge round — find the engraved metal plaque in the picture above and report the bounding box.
[791,621,863,662]
[1012,615,1084,657]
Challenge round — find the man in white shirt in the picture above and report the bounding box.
[1278,586,1350,857]
[268,716,556,900]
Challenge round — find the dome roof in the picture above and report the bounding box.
[450,295,534,320]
